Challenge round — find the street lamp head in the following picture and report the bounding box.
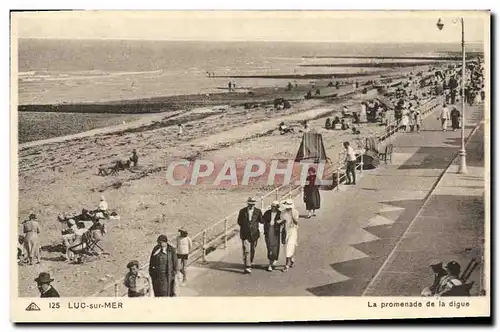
[436,18,444,31]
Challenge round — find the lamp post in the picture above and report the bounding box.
[437,17,467,174]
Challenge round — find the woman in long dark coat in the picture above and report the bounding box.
[450,107,461,131]
[304,167,321,219]
[149,235,178,297]
[262,201,283,271]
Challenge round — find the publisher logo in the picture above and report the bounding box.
[25,302,41,311]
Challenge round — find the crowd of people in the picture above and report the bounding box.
[18,196,112,266]
[23,59,485,299]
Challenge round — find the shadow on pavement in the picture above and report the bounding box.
[202,260,270,275]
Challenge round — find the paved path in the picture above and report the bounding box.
[179,102,485,297]
[364,121,486,296]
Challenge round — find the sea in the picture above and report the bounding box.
[16,39,482,105]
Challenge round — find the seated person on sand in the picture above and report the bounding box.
[61,219,78,235]
[96,196,108,217]
[278,122,295,135]
[74,209,93,222]
[89,212,107,237]
[353,112,360,124]
[325,118,332,130]
[341,106,352,118]
[332,116,341,129]
[341,119,350,131]
[351,126,361,135]
[17,235,25,264]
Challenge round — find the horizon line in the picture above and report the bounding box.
[17,37,485,44]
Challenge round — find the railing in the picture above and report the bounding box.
[92,95,444,297]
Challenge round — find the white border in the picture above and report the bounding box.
[3,1,497,331]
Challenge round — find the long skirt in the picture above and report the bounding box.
[285,227,298,258]
[23,232,40,262]
[152,274,176,297]
[441,118,448,130]
[451,116,460,130]
[304,186,321,210]
[265,227,280,261]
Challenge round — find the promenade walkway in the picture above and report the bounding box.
[179,102,485,297]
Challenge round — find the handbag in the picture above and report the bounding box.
[281,227,287,245]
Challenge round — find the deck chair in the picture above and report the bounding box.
[460,257,480,283]
[441,282,474,296]
[379,144,394,164]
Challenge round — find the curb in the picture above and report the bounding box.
[361,117,485,296]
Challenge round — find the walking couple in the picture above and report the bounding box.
[237,197,299,274]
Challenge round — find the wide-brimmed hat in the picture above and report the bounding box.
[127,260,140,269]
[178,227,188,235]
[271,201,280,207]
[282,199,294,207]
[157,234,168,243]
[247,197,257,204]
[429,260,442,268]
[35,272,54,284]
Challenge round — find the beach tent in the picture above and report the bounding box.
[295,132,329,163]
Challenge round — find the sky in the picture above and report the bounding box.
[12,11,488,43]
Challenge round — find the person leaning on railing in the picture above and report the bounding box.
[343,141,357,185]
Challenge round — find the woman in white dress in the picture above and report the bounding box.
[359,102,367,123]
[280,199,299,272]
[401,106,410,132]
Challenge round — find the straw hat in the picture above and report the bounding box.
[247,197,257,204]
[271,201,280,207]
[282,199,294,208]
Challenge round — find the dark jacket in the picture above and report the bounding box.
[262,209,282,236]
[237,207,262,241]
[41,286,60,298]
[148,244,178,297]
[430,268,447,294]
[148,244,178,278]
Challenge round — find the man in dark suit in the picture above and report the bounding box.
[262,201,283,272]
[35,272,60,298]
[237,197,263,273]
[148,235,178,297]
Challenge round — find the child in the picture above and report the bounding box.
[124,260,151,297]
[176,227,193,286]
